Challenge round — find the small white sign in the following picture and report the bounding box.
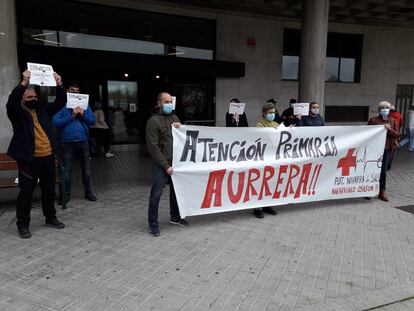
[129,103,137,112]
[172,96,176,110]
[66,93,89,110]
[229,102,245,115]
[293,103,310,116]
[27,62,56,86]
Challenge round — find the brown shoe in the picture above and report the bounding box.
[378,190,389,202]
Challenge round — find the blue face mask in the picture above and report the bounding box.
[163,103,173,114]
[380,108,390,119]
[265,113,275,121]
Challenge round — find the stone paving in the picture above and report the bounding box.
[0,145,414,311]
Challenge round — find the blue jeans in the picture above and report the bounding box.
[410,129,414,151]
[148,164,180,227]
[380,150,392,190]
[62,141,93,196]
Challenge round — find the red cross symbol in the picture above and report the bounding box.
[337,148,357,176]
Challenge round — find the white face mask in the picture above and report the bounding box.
[311,108,319,115]
[380,108,390,118]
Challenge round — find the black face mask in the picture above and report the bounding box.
[25,100,38,109]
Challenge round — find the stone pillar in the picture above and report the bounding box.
[0,0,19,150]
[298,0,329,113]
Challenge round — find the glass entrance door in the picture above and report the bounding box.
[107,81,138,143]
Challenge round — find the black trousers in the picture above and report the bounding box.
[16,155,57,228]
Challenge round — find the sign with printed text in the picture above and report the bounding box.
[293,103,309,116]
[172,96,176,110]
[172,125,386,218]
[27,62,56,87]
[228,102,245,115]
[66,93,89,110]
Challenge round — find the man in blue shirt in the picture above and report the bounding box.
[53,82,97,202]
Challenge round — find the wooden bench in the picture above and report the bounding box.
[0,153,66,208]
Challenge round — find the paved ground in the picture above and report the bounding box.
[0,145,414,311]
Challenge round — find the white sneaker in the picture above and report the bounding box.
[105,152,115,158]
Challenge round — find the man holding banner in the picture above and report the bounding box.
[146,92,188,237]
[368,101,400,201]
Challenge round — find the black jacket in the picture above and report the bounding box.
[6,84,66,162]
[225,112,249,127]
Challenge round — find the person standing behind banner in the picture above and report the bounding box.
[6,69,66,239]
[367,101,400,202]
[295,102,325,126]
[387,104,403,170]
[281,98,297,126]
[226,98,249,127]
[146,92,188,237]
[53,82,97,202]
[253,102,279,218]
[266,98,282,123]
[90,101,115,158]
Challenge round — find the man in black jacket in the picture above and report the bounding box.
[225,98,249,127]
[6,69,66,239]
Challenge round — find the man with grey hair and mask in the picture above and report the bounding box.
[6,69,66,238]
[367,101,400,202]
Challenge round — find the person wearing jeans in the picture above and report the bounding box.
[148,165,181,228]
[146,92,188,236]
[53,82,97,202]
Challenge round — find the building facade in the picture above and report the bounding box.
[1,0,414,149]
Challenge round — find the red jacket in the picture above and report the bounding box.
[389,110,403,129]
[367,116,400,150]
[389,110,403,141]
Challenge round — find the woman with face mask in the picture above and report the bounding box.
[367,101,400,202]
[253,102,279,218]
[295,102,325,126]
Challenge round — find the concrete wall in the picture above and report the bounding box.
[0,0,19,151]
[215,18,414,126]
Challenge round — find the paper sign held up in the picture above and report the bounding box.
[293,103,310,116]
[66,93,89,110]
[27,62,56,87]
[228,102,245,115]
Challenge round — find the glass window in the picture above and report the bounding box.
[282,56,299,80]
[326,57,339,81]
[339,58,355,82]
[175,46,213,60]
[107,81,138,143]
[59,31,164,55]
[282,29,362,83]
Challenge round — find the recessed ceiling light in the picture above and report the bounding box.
[124,73,129,78]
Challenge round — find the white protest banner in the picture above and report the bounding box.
[27,62,56,86]
[66,93,89,110]
[293,103,309,116]
[172,125,386,218]
[228,102,245,115]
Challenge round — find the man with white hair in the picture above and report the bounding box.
[6,69,66,238]
[367,101,400,201]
